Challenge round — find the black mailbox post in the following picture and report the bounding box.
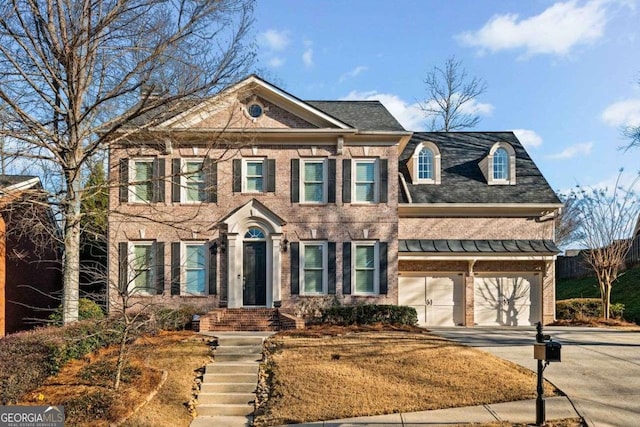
[533,322,562,426]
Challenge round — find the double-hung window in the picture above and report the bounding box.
[301,242,327,294]
[418,148,433,180]
[130,159,154,203]
[302,160,326,203]
[182,160,205,203]
[354,160,377,203]
[353,243,378,294]
[184,243,206,295]
[244,159,265,193]
[129,242,154,294]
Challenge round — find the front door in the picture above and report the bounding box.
[243,242,267,306]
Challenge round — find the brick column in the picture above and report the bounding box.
[464,259,476,327]
[542,260,555,325]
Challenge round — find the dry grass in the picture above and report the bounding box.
[19,331,211,427]
[551,317,640,329]
[255,326,558,426]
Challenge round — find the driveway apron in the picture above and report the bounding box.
[429,327,640,427]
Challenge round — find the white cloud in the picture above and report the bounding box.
[601,99,640,127]
[459,97,494,116]
[456,0,615,57]
[259,29,290,51]
[268,57,284,68]
[302,48,313,68]
[339,66,368,83]
[340,91,426,131]
[547,142,593,159]
[512,129,543,148]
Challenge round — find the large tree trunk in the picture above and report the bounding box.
[62,174,82,324]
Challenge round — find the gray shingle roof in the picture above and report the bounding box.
[399,239,560,254]
[306,101,406,131]
[399,132,560,204]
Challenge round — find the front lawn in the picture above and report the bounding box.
[254,326,558,426]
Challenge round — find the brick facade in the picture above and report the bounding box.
[398,217,554,240]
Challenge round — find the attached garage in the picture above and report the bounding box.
[473,274,541,326]
[398,274,464,326]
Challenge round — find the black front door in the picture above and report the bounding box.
[243,241,267,306]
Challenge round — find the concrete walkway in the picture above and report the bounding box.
[282,396,579,426]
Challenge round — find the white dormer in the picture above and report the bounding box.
[408,141,441,184]
[480,142,516,185]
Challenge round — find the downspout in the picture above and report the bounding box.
[398,173,412,204]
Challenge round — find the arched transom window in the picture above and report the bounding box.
[244,227,265,239]
[418,148,433,180]
[493,147,509,180]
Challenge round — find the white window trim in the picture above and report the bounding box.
[300,241,328,295]
[352,159,379,204]
[242,158,266,193]
[128,241,155,295]
[480,142,516,185]
[180,158,205,204]
[352,241,379,295]
[128,158,154,203]
[181,241,208,296]
[409,141,441,185]
[300,158,328,204]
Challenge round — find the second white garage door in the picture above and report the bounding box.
[474,274,541,326]
[398,274,464,326]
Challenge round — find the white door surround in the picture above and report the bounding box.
[221,199,285,308]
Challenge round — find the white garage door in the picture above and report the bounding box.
[474,274,541,326]
[398,274,464,326]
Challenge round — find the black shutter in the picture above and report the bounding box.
[171,242,180,295]
[209,242,217,295]
[342,159,351,203]
[172,159,181,203]
[291,159,299,203]
[152,158,165,203]
[267,159,276,193]
[204,158,217,203]
[328,159,336,203]
[118,242,128,293]
[119,159,129,203]
[379,159,388,203]
[328,242,336,294]
[290,242,299,295]
[379,242,388,295]
[232,159,241,192]
[342,242,351,295]
[154,241,165,295]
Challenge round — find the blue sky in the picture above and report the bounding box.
[251,0,640,194]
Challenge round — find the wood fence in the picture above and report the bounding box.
[556,234,640,280]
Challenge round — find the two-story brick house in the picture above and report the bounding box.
[108,75,561,328]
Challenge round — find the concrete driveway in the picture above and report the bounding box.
[429,327,640,427]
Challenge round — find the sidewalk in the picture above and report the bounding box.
[281,396,581,426]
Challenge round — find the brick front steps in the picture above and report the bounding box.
[196,308,304,332]
[190,332,273,427]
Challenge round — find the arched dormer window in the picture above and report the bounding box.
[418,148,433,180]
[480,142,516,185]
[409,141,441,184]
[493,148,508,180]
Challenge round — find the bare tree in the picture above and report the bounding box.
[0,0,255,323]
[573,171,640,319]
[420,56,488,132]
[623,125,640,152]
[555,193,584,248]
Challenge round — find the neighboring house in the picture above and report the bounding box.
[108,75,561,328]
[0,176,62,336]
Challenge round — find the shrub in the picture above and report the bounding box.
[48,298,105,325]
[62,389,118,422]
[151,305,200,331]
[79,360,141,387]
[321,304,418,326]
[557,298,625,320]
[0,319,123,404]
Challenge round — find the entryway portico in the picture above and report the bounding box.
[221,199,285,308]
